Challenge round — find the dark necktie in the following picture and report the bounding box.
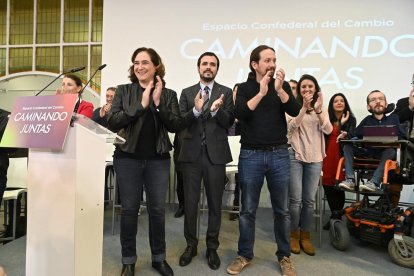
[202,86,210,112]
[201,86,210,145]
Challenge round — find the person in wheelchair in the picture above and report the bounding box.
[339,90,406,192]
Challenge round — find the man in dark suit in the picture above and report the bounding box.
[178,52,234,270]
[173,132,185,218]
[92,87,116,128]
[392,84,414,128]
[389,83,414,206]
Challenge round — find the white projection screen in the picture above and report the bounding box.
[102,0,414,120]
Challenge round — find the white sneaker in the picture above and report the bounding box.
[338,179,355,191]
[279,256,296,276]
[360,180,380,192]
[227,256,251,275]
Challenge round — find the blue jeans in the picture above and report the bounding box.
[289,149,322,231]
[343,144,396,185]
[113,157,170,264]
[237,149,291,261]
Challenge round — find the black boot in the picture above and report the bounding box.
[174,206,184,218]
[120,263,135,276]
[152,260,173,276]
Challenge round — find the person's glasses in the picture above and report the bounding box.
[368,97,385,103]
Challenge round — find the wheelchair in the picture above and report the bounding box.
[329,138,414,269]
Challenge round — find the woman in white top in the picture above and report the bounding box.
[286,74,333,256]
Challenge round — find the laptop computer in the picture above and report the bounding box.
[362,125,398,142]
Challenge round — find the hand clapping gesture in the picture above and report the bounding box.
[313,92,323,113]
[340,111,350,125]
[259,71,273,96]
[152,75,163,107]
[194,89,207,112]
[302,92,313,110]
[274,68,285,93]
[100,103,111,118]
[210,94,224,112]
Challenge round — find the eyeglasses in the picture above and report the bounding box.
[368,97,385,103]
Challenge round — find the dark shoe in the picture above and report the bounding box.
[229,206,239,221]
[206,249,220,270]
[229,212,239,221]
[179,246,197,266]
[120,263,135,276]
[152,260,173,276]
[174,206,184,218]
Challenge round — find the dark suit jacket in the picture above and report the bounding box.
[178,82,234,164]
[92,107,109,128]
[392,97,413,124]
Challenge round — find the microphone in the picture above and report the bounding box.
[70,66,86,73]
[97,64,107,70]
[35,66,86,96]
[79,64,107,94]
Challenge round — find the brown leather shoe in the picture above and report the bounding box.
[300,230,315,256]
[290,230,300,254]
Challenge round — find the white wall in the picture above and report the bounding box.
[102,0,414,121]
[101,0,414,206]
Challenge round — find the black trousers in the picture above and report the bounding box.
[175,169,185,208]
[0,152,8,203]
[182,146,225,250]
[323,185,345,216]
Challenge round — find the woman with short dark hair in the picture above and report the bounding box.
[108,47,185,276]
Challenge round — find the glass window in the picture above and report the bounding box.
[92,0,103,42]
[3,0,103,94]
[64,0,89,43]
[36,0,61,44]
[0,48,6,77]
[63,45,88,82]
[90,45,102,93]
[9,47,33,74]
[10,0,34,45]
[36,47,60,73]
[0,1,6,45]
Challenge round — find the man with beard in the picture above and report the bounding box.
[392,81,414,130]
[226,45,300,276]
[339,90,406,192]
[178,52,234,270]
[92,86,116,128]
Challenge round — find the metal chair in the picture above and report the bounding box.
[1,188,27,242]
[313,175,324,247]
[0,157,28,242]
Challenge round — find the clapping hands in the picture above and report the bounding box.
[210,94,224,112]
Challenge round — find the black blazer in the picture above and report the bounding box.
[108,82,183,154]
[178,82,234,164]
[392,97,413,124]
